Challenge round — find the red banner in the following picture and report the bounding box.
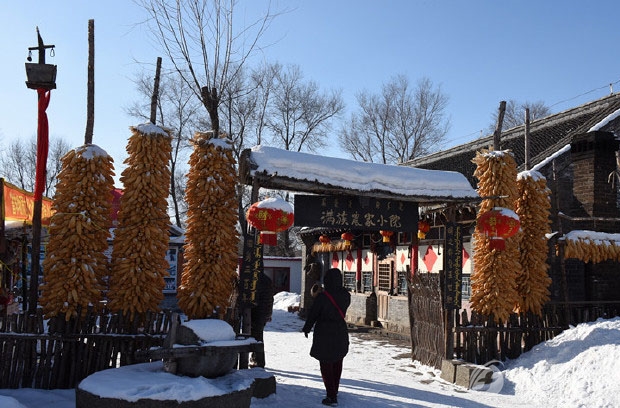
[2,180,53,225]
[34,88,51,201]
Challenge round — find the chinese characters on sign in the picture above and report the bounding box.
[443,223,462,309]
[2,180,54,225]
[240,228,263,306]
[294,195,418,231]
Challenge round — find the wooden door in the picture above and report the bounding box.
[377,260,394,321]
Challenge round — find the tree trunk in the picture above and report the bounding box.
[201,86,220,135]
[493,100,506,151]
[85,19,95,145]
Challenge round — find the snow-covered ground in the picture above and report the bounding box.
[1,291,619,407]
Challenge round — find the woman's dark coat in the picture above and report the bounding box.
[302,268,351,362]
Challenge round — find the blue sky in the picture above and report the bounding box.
[2,0,620,175]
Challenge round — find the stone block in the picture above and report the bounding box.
[454,363,493,389]
[439,359,459,383]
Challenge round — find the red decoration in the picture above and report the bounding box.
[246,197,294,246]
[477,207,520,251]
[341,232,354,249]
[380,230,394,243]
[110,188,123,227]
[319,235,331,247]
[418,220,430,239]
[34,89,51,201]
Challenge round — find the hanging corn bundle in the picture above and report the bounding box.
[563,231,620,262]
[108,124,172,317]
[40,145,115,320]
[177,132,239,319]
[470,149,521,323]
[515,170,552,315]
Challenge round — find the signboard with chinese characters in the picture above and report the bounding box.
[3,180,53,225]
[239,228,263,306]
[294,195,418,231]
[443,222,462,309]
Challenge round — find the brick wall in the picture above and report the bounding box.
[570,131,620,218]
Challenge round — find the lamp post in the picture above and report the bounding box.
[25,27,56,313]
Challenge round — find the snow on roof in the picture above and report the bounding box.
[247,146,478,202]
[589,108,620,132]
[564,230,620,245]
[531,144,571,172]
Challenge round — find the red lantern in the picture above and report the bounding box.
[319,235,331,248]
[246,197,294,246]
[418,220,430,239]
[379,230,394,243]
[477,207,520,251]
[341,232,354,250]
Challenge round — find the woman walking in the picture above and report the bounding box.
[302,268,351,407]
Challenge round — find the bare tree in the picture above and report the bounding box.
[0,137,70,197]
[266,63,345,152]
[340,75,450,164]
[126,68,202,227]
[137,0,280,136]
[488,100,551,132]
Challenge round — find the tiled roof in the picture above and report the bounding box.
[404,94,620,186]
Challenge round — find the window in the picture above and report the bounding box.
[362,271,373,292]
[377,262,392,292]
[461,274,471,300]
[343,271,356,291]
[396,271,408,295]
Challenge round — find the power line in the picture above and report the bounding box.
[549,79,620,108]
[450,78,620,144]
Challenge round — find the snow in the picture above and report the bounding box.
[2,291,619,408]
[181,319,236,342]
[209,137,233,149]
[254,196,294,213]
[78,361,256,402]
[75,144,110,160]
[493,206,519,220]
[517,169,545,182]
[589,108,620,132]
[531,144,571,171]
[249,145,478,200]
[133,122,169,136]
[564,229,620,245]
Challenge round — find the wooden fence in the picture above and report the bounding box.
[0,308,173,389]
[407,273,620,368]
[452,301,620,364]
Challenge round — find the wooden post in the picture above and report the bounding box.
[28,201,42,313]
[150,57,162,124]
[239,180,260,369]
[0,180,7,309]
[163,312,179,374]
[85,19,94,145]
[493,101,507,151]
[524,108,531,170]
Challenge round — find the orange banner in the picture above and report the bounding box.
[2,180,53,225]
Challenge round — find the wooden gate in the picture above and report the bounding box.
[377,260,393,321]
[408,273,445,368]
